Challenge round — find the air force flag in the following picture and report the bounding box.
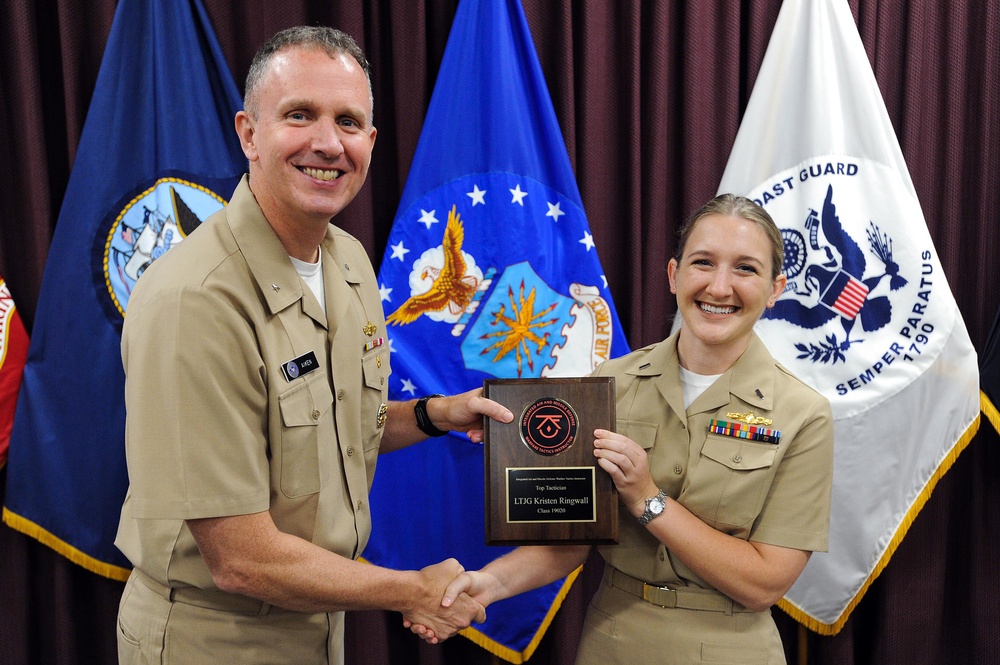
[366,0,629,661]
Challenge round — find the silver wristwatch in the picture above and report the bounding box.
[637,489,667,525]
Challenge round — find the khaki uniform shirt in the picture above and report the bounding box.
[115,176,389,663]
[574,332,833,665]
[596,331,833,589]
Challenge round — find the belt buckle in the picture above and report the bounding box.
[641,583,677,608]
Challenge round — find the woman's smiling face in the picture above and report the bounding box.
[668,213,786,373]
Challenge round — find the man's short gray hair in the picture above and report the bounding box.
[243,26,373,122]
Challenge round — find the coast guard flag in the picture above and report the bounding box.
[718,0,979,633]
[2,0,244,579]
[0,276,29,469]
[366,0,629,661]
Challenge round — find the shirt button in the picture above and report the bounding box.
[380,377,385,385]
[680,422,686,429]
[376,356,382,368]
[311,409,321,420]
[659,551,665,561]
[733,454,742,463]
[673,465,682,475]
[337,389,345,400]
[357,500,363,511]
[347,447,354,456]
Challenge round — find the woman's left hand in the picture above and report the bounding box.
[593,429,660,519]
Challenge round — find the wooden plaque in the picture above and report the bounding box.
[483,378,618,545]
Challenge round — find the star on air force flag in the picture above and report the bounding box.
[365,0,629,661]
[717,0,980,634]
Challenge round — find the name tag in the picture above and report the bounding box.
[281,351,320,382]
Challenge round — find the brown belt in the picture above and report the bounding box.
[134,569,273,616]
[604,566,755,615]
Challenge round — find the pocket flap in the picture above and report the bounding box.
[362,352,388,390]
[702,436,776,470]
[279,373,333,427]
[617,419,658,450]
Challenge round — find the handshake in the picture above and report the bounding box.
[403,557,492,644]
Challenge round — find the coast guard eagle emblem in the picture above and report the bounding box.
[750,157,955,418]
[763,183,904,364]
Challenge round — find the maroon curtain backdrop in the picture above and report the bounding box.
[1,1,997,663]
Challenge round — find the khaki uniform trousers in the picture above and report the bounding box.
[575,566,785,665]
[117,570,344,665]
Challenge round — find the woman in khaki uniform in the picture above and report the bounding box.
[417,194,834,664]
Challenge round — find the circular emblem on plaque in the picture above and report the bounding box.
[520,397,578,456]
[286,361,300,379]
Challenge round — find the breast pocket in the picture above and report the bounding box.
[682,436,777,531]
[277,371,334,498]
[362,351,388,391]
[360,351,389,463]
[617,419,658,450]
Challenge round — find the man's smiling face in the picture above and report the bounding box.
[236,46,377,231]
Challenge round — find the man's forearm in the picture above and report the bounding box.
[380,399,427,452]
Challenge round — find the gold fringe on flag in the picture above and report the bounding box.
[979,390,1000,435]
[1,507,131,581]
[777,412,980,635]
[458,565,583,664]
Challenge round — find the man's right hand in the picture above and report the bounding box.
[401,558,486,644]
[406,568,497,643]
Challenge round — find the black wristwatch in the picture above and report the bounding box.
[414,394,448,438]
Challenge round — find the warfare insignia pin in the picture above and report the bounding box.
[726,411,773,426]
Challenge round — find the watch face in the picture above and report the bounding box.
[650,497,665,514]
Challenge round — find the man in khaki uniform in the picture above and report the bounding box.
[115,26,511,665]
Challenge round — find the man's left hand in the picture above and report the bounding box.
[429,388,513,443]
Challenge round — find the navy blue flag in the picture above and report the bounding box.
[2,0,244,579]
[366,0,629,661]
[980,305,1000,434]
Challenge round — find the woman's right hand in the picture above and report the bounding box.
[593,428,660,518]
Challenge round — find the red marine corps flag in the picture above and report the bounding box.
[717,0,980,633]
[0,275,29,468]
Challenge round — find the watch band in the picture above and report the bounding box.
[414,394,448,438]
[637,489,667,525]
